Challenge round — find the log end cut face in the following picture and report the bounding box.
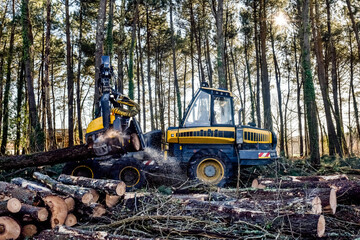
[317,215,325,238]
[0,216,21,240]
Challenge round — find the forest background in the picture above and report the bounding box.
[0,0,359,166]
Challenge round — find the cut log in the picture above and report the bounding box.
[64,197,75,212]
[0,216,21,240]
[0,181,41,205]
[78,203,106,218]
[252,178,349,190]
[256,174,348,183]
[65,213,77,227]
[332,181,360,204]
[22,224,37,238]
[34,226,151,240]
[0,198,21,214]
[19,204,49,222]
[185,199,326,237]
[172,194,209,201]
[11,177,52,194]
[58,174,126,196]
[43,195,68,228]
[105,194,121,208]
[0,144,95,170]
[33,172,96,204]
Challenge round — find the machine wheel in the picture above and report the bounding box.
[110,158,146,191]
[62,160,101,179]
[188,156,230,187]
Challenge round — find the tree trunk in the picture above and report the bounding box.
[300,0,320,165]
[76,0,83,145]
[137,19,146,132]
[22,224,37,238]
[0,181,42,205]
[190,2,195,93]
[146,5,155,130]
[19,204,49,222]
[1,0,15,154]
[253,0,261,128]
[105,0,114,57]
[170,0,182,124]
[211,0,226,89]
[0,42,6,140]
[259,0,272,131]
[43,195,68,228]
[128,0,138,100]
[0,198,21,214]
[270,26,284,156]
[243,34,255,124]
[293,34,304,156]
[45,0,55,149]
[0,144,94,170]
[94,0,107,117]
[117,0,125,93]
[65,0,74,147]
[310,0,341,157]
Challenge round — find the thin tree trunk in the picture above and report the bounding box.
[170,0,182,125]
[270,26,284,156]
[294,34,304,157]
[253,0,261,128]
[117,0,125,93]
[105,0,114,57]
[94,0,107,117]
[0,41,6,143]
[146,5,155,130]
[128,0,138,100]
[137,18,146,132]
[1,0,15,154]
[15,60,25,155]
[190,2,195,94]
[45,0,55,149]
[205,36,213,86]
[76,0,83,145]
[65,0,74,147]
[183,55,187,115]
[244,34,255,124]
[51,63,56,143]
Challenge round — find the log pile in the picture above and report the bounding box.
[0,173,126,239]
[0,173,360,239]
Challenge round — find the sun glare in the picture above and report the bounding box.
[274,12,288,27]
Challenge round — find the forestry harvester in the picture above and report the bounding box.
[63,56,278,189]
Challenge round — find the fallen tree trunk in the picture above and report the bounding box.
[0,144,94,170]
[185,199,326,237]
[21,224,37,238]
[11,177,52,194]
[58,174,126,196]
[33,172,97,204]
[0,216,21,240]
[65,213,77,227]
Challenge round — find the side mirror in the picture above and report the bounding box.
[238,108,243,126]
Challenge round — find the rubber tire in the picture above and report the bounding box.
[188,155,231,187]
[110,158,146,191]
[62,160,101,179]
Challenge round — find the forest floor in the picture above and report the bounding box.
[1,156,360,239]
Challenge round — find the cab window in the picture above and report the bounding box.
[213,96,233,125]
[184,91,211,127]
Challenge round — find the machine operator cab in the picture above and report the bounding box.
[166,82,278,186]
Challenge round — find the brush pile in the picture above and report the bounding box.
[1,172,360,239]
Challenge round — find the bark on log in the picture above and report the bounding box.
[0,181,41,205]
[0,198,21,214]
[19,204,49,222]
[58,174,126,196]
[34,225,151,240]
[185,199,325,237]
[43,195,68,228]
[11,177,52,194]
[22,224,37,238]
[79,203,106,218]
[0,144,94,170]
[0,216,21,240]
[256,174,348,183]
[65,213,77,227]
[33,172,97,204]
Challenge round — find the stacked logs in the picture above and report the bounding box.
[0,173,126,239]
